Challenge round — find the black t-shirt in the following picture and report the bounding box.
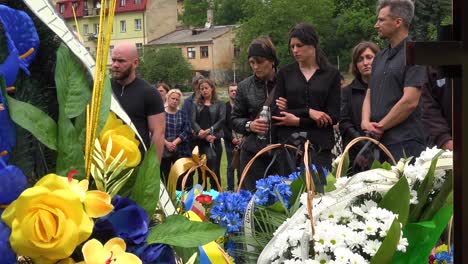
[111,77,165,149]
[369,37,427,145]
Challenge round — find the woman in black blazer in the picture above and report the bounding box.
[191,79,225,187]
[272,22,341,174]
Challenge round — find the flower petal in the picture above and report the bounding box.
[83,191,114,218]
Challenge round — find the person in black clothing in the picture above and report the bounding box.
[340,41,380,172]
[272,22,341,174]
[231,36,279,191]
[361,0,427,162]
[111,42,165,161]
[191,79,225,189]
[421,66,453,150]
[224,83,242,191]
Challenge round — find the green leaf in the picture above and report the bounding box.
[408,151,444,222]
[370,218,401,264]
[55,44,91,118]
[97,76,111,135]
[173,247,200,264]
[147,215,226,247]
[420,170,452,221]
[381,161,393,171]
[371,159,383,169]
[379,176,410,226]
[339,152,350,176]
[130,144,160,217]
[266,201,287,214]
[324,173,336,192]
[6,94,57,150]
[391,205,453,264]
[56,109,85,179]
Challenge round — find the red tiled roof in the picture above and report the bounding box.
[56,0,147,19]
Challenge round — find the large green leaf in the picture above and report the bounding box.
[56,109,85,179]
[408,151,443,222]
[130,144,160,217]
[379,176,410,226]
[391,205,453,264]
[55,44,91,118]
[147,215,226,247]
[420,170,453,221]
[370,218,401,264]
[6,94,57,150]
[96,76,111,135]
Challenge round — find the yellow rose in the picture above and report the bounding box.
[1,174,94,264]
[99,112,141,168]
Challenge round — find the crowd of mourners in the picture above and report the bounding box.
[110,0,453,192]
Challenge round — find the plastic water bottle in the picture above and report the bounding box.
[257,106,270,140]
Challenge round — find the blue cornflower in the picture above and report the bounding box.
[254,175,293,208]
[435,251,453,263]
[0,210,16,264]
[210,191,252,234]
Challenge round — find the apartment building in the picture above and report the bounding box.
[147,25,238,84]
[55,0,177,60]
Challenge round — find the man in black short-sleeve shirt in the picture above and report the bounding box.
[362,0,427,161]
[111,42,165,160]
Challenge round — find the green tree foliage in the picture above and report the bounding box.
[412,0,452,41]
[181,0,210,27]
[213,0,249,25]
[236,0,336,68]
[138,46,193,87]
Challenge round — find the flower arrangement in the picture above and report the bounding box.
[256,147,453,264]
[429,244,453,264]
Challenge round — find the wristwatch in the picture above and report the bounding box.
[245,121,251,132]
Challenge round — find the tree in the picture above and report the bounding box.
[213,0,249,25]
[236,0,336,67]
[181,0,210,27]
[138,47,193,87]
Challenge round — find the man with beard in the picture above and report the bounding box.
[111,42,165,161]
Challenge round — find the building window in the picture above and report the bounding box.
[135,0,141,4]
[59,4,65,13]
[120,0,126,7]
[72,2,78,10]
[85,47,90,51]
[83,24,89,34]
[120,20,126,32]
[72,25,77,32]
[109,45,114,57]
[93,23,99,34]
[200,46,209,58]
[134,19,142,31]
[187,47,195,59]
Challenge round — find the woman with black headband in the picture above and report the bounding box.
[231,36,279,190]
[272,22,341,175]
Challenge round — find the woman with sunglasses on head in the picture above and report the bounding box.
[231,36,280,191]
[272,22,341,175]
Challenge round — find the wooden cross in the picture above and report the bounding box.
[407,0,467,261]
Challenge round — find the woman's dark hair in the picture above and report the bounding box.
[351,41,380,79]
[196,79,218,104]
[156,82,170,92]
[288,22,330,68]
[248,36,279,69]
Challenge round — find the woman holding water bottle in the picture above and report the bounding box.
[231,36,279,190]
[272,22,341,174]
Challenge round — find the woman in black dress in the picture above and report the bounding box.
[272,22,341,174]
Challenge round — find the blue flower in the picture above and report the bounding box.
[210,191,252,234]
[254,175,293,208]
[0,160,28,205]
[435,251,453,263]
[94,195,149,245]
[0,210,16,264]
[130,243,175,264]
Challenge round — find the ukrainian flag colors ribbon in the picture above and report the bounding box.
[184,210,232,264]
[167,147,222,199]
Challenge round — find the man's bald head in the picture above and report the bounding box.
[111,42,139,85]
[113,42,139,60]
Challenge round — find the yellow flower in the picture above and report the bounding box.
[99,112,141,168]
[1,174,94,264]
[80,238,142,264]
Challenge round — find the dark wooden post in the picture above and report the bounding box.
[407,0,467,261]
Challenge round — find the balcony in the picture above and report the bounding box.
[83,8,101,16]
